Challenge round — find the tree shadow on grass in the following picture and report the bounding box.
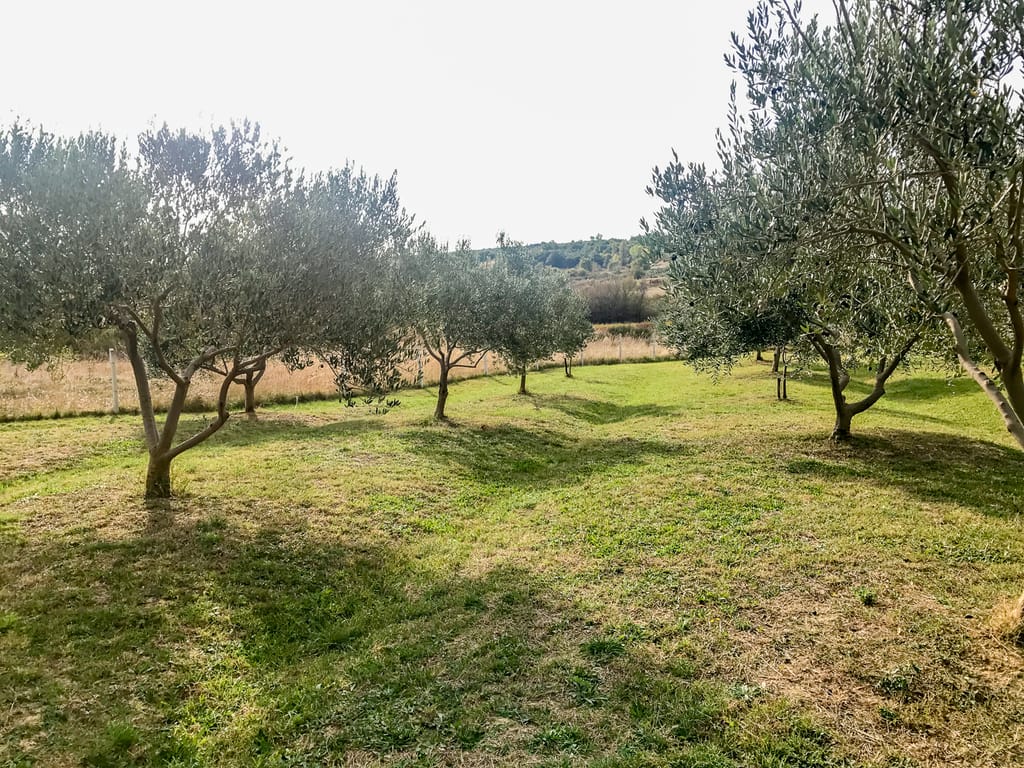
[784,428,1024,519]
[0,494,859,767]
[399,423,684,489]
[0,414,391,496]
[0,505,568,764]
[861,406,964,429]
[793,369,977,402]
[533,393,682,425]
[883,374,978,401]
[169,412,388,452]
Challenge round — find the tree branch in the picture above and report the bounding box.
[944,312,1024,448]
[450,349,488,368]
[165,363,236,461]
[118,320,159,450]
[119,302,186,387]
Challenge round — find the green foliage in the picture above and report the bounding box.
[876,663,924,703]
[399,235,501,417]
[646,147,923,381]
[282,166,415,404]
[485,234,593,389]
[854,587,878,607]
[698,0,1024,443]
[581,637,627,662]
[532,724,591,754]
[404,235,496,362]
[0,120,415,495]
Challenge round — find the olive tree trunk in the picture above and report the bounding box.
[907,259,1024,449]
[944,312,1024,448]
[236,361,266,416]
[434,360,450,420]
[137,363,236,500]
[419,338,489,422]
[145,455,172,499]
[119,320,272,499]
[810,333,915,442]
[948,269,1024,443]
[518,367,528,395]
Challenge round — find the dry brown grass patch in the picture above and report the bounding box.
[991,590,1024,647]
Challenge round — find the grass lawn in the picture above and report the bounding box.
[1,361,1022,767]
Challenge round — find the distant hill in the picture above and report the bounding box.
[473,235,650,276]
[473,236,669,323]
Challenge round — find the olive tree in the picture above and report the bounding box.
[486,235,593,395]
[719,0,1024,446]
[549,281,593,378]
[646,159,924,440]
[281,167,416,409]
[0,122,409,497]
[401,235,499,420]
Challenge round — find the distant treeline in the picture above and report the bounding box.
[474,235,648,273]
[473,235,658,323]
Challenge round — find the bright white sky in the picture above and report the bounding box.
[2,0,834,248]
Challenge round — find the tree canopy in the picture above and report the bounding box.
[0,122,414,496]
[648,0,1024,444]
[486,235,593,395]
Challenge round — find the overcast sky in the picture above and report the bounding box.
[2,1,835,248]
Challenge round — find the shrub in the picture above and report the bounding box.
[578,277,653,323]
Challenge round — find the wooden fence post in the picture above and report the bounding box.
[108,348,119,414]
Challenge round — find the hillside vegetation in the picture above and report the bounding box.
[473,236,648,275]
[473,237,666,323]
[2,362,1022,767]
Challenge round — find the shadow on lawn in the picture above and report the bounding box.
[1,500,851,767]
[400,423,684,488]
[786,428,1024,518]
[1,507,569,764]
[159,412,390,456]
[533,393,681,425]
[793,370,976,402]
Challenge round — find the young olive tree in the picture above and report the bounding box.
[550,281,594,378]
[720,0,1024,446]
[486,235,593,395]
[646,159,925,440]
[401,235,498,420]
[0,122,407,497]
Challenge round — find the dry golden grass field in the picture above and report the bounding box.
[0,329,671,420]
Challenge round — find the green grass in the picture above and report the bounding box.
[1,361,1022,767]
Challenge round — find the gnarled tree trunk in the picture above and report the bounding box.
[118,316,267,499]
[518,367,528,395]
[434,360,450,420]
[237,361,266,416]
[809,333,916,442]
[139,364,236,499]
[145,454,172,499]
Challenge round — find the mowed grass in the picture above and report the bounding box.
[1,361,1022,767]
